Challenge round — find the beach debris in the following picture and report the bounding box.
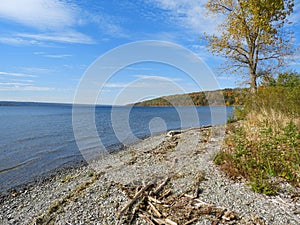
[141,135,180,163]
[60,173,80,183]
[167,130,181,137]
[118,180,155,219]
[10,192,18,197]
[116,176,240,224]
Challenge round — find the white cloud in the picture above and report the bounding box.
[0,0,77,30]
[0,36,41,45]
[21,86,54,91]
[88,13,128,38]
[142,31,184,42]
[0,76,53,91]
[0,72,53,92]
[189,44,216,61]
[102,75,182,90]
[11,79,34,83]
[217,76,234,81]
[0,85,54,91]
[17,31,95,44]
[21,67,52,74]
[150,0,220,35]
[0,82,31,86]
[133,74,182,81]
[0,32,94,46]
[125,66,154,71]
[0,1,96,45]
[101,82,145,89]
[0,71,37,78]
[103,82,151,89]
[33,52,72,58]
[103,83,131,88]
[191,44,206,50]
[44,54,72,58]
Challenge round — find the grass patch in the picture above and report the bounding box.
[215,72,300,195]
[216,116,299,195]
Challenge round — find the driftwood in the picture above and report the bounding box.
[117,176,239,225]
[115,125,240,224]
[138,212,156,225]
[167,130,181,137]
[165,218,178,225]
[118,180,155,219]
[148,196,162,204]
[184,217,198,225]
[153,177,170,195]
[148,201,162,218]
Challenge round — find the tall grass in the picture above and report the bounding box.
[215,72,300,195]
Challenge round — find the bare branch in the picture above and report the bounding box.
[214,3,233,12]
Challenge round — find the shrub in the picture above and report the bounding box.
[216,116,300,195]
[218,72,300,195]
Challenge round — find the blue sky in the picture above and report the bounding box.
[0,0,299,105]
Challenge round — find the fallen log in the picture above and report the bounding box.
[118,180,155,218]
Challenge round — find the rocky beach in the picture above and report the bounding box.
[1,126,299,225]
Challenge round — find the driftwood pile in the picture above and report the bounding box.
[147,136,180,162]
[116,176,239,225]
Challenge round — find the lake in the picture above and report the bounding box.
[0,103,233,193]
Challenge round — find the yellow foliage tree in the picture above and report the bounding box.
[205,0,294,93]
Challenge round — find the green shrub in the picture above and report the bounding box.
[237,72,300,119]
[215,72,300,195]
[216,120,299,195]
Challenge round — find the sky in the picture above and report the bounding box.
[0,0,299,105]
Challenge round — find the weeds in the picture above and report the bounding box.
[215,73,300,195]
[216,117,299,195]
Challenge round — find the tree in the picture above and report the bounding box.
[276,71,300,87]
[204,0,294,93]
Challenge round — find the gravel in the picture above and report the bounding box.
[0,126,299,224]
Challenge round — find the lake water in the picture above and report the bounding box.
[0,104,233,193]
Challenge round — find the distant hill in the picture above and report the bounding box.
[0,101,72,107]
[132,88,246,106]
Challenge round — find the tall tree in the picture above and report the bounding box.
[204,0,294,93]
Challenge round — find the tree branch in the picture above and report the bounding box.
[215,3,232,12]
[258,55,280,61]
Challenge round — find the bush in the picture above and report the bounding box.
[217,72,300,195]
[234,72,300,125]
[216,117,300,195]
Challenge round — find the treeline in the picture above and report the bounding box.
[0,101,72,107]
[134,88,245,106]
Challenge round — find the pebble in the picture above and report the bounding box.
[0,127,299,224]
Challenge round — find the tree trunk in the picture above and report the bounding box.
[250,70,257,94]
[249,70,258,110]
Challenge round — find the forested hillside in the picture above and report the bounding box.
[133,88,245,106]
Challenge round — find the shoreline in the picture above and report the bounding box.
[0,161,88,200]
[0,125,205,198]
[0,128,168,197]
[1,126,299,224]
